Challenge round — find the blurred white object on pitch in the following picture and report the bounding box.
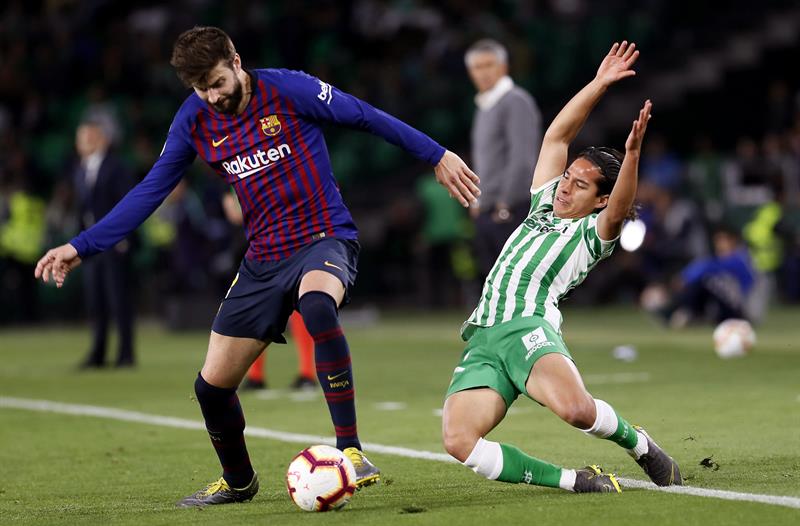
[612,345,638,362]
[620,219,646,252]
[712,319,755,359]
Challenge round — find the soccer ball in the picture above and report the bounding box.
[286,445,356,512]
[712,318,756,359]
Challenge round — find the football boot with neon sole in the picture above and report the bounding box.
[572,465,622,493]
[343,447,381,488]
[631,426,683,486]
[176,472,259,507]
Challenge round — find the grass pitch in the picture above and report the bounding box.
[1,306,799,525]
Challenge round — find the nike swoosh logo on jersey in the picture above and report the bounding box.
[212,135,229,147]
[327,371,348,381]
[324,261,343,271]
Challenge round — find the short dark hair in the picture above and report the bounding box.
[712,224,741,241]
[170,26,236,88]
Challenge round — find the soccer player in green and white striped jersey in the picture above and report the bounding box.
[442,41,682,493]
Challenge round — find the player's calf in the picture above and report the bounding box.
[442,426,480,463]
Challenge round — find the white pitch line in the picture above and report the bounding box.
[373,402,407,411]
[0,397,453,463]
[2,396,799,510]
[617,477,800,509]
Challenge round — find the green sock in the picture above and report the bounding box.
[608,415,639,449]
[497,444,562,488]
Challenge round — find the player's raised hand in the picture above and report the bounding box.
[625,99,652,153]
[34,243,82,288]
[434,150,480,207]
[595,41,639,87]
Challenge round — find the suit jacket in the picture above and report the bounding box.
[74,151,136,230]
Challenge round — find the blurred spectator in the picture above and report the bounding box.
[44,180,78,247]
[742,185,786,322]
[0,170,45,323]
[765,80,793,134]
[648,227,756,328]
[636,181,708,284]
[72,110,137,368]
[415,174,472,308]
[762,133,798,207]
[146,179,211,295]
[722,137,774,208]
[465,38,541,282]
[686,135,724,223]
[640,134,683,193]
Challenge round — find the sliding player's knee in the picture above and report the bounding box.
[553,395,596,429]
[442,426,480,462]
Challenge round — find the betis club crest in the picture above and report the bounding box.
[260,115,281,136]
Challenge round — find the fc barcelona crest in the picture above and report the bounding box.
[260,115,281,136]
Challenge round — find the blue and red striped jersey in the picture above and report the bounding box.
[70,69,446,261]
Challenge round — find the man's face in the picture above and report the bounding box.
[713,232,738,257]
[553,157,608,219]
[75,124,107,158]
[194,59,244,115]
[466,51,508,93]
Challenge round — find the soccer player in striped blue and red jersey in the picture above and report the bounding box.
[35,26,480,507]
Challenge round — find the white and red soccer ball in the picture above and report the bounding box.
[286,445,356,512]
[713,318,756,359]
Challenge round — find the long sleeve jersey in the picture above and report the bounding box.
[70,68,446,261]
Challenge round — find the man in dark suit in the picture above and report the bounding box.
[73,113,138,368]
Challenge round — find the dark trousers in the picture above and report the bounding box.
[674,276,746,324]
[82,250,134,365]
[474,202,529,283]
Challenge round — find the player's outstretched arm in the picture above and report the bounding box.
[434,150,481,207]
[34,243,81,288]
[532,41,639,189]
[282,71,480,204]
[597,99,652,240]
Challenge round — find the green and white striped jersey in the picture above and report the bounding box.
[462,176,617,340]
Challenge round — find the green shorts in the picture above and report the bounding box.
[446,316,572,408]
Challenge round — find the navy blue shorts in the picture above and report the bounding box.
[211,237,359,343]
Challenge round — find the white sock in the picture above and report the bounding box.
[628,430,650,459]
[559,468,577,491]
[463,438,503,480]
[582,399,618,438]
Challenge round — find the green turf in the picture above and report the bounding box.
[1,306,799,525]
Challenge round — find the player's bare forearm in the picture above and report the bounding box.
[531,80,607,189]
[543,79,607,146]
[532,41,639,189]
[601,152,639,233]
[598,99,651,239]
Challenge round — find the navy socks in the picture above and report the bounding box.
[194,373,254,488]
[298,291,361,451]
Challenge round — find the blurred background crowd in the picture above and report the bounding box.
[1,0,799,328]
